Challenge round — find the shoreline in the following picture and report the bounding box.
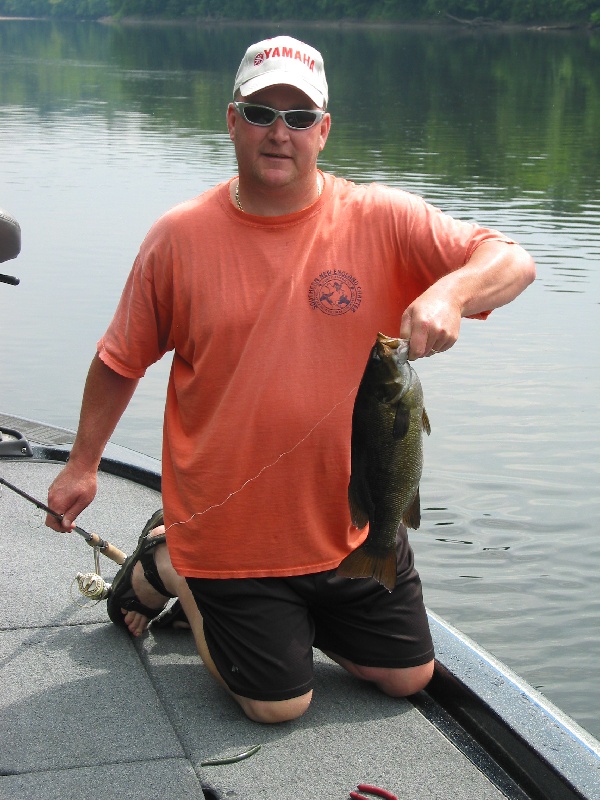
[94,16,600,33]
[1,15,596,33]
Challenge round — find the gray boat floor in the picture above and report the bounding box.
[0,459,509,800]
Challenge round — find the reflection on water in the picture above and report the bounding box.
[1,20,599,738]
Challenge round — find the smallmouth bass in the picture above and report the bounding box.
[337,333,431,592]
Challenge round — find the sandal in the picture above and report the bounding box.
[107,509,175,628]
[152,599,190,630]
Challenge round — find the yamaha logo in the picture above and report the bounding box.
[251,46,315,72]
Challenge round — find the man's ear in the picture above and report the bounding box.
[319,113,332,152]
[227,103,237,142]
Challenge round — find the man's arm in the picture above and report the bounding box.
[400,240,536,360]
[46,353,139,531]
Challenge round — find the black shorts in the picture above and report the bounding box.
[186,533,434,702]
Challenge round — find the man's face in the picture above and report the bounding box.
[227,85,331,192]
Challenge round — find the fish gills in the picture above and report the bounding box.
[337,333,430,591]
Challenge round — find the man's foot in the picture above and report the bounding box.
[107,510,176,636]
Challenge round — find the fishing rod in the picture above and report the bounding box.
[0,476,127,567]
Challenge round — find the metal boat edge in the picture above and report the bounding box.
[1,412,599,800]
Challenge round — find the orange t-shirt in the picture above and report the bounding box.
[98,173,512,579]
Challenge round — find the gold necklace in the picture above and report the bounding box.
[235,177,322,212]
[235,181,243,211]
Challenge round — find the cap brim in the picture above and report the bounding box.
[237,72,325,108]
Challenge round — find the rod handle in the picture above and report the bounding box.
[86,533,127,566]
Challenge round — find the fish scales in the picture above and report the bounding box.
[337,333,430,591]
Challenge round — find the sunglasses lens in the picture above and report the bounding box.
[284,110,319,129]
[238,104,321,130]
[242,105,277,126]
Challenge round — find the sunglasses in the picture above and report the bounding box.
[234,102,325,130]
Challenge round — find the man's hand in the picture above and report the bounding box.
[399,287,462,360]
[46,462,98,531]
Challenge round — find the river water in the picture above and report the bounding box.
[1,19,599,739]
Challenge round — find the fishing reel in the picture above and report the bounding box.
[74,542,113,602]
[75,570,112,602]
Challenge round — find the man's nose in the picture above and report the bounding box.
[267,116,290,139]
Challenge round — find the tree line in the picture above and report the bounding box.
[0,0,599,25]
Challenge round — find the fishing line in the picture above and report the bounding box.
[31,507,45,529]
[71,384,356,602]
[164,383,358,534]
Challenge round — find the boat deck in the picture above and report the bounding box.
[0,417,598,800]
[0,458,511,800]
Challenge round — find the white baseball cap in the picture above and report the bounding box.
[233,36,328,108]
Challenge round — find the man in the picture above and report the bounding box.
[46,36,535,724]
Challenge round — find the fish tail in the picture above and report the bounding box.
[336,546,397,592]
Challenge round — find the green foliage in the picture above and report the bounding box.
[0,0,111,16]
[0,0,598,23]
[424,0,600,23]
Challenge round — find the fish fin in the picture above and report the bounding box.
[336,546,397,592]
[348,484,370,529]
[402,487,421,530]
[422,407,431,435]
[392,405,410,439]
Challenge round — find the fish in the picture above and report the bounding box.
[337,333,431,592]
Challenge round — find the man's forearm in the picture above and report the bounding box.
[444,239,536,318]
[46,353,139,530]
[400,240,535,359]
[68,352,139,471]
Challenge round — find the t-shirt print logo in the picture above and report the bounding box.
[308,270,362,316]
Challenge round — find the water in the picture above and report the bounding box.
[1,19,599,739]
